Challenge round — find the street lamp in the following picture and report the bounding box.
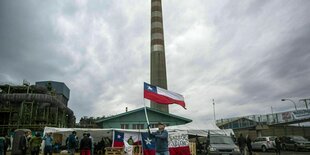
[281,98,297,111]
[299,99,309,109]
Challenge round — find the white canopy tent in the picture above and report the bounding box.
[165,121,234,137]
[43,121,234,144]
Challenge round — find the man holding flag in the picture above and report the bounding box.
[148,122,169,155]
[143,82,187,155]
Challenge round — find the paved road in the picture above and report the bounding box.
[253,151,309,155]
[197,151,310,155]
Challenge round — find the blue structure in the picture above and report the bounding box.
[36,81,70,106]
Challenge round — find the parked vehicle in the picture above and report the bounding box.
[251,136,276,152]
[282,136,310,151]
[206,134,241,155]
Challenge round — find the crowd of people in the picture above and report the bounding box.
[0,131,112,155]
[235,133,282,155]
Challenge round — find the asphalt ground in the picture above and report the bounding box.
[253,151,310,155]
[196,151,310,155]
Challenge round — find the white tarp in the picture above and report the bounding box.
[165,121,223,137]
[43,121,233,145]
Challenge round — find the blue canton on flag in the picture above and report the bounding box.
[144,82,157,93]
[113,131,125,147]
[141,132,155,155]
[115,131,124,141]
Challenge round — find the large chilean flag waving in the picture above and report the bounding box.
[144,82,186,109]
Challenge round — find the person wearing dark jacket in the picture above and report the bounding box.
[4,135,10,155]
[275,137,281,155]
[66,131,77,155]
[150,122,169,155]
[80,133,92,155]
[19,132,30,155]
[0,135,5,155]
[237,133,246,155]
[246,135,252,155]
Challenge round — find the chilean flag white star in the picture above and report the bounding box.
[144,137,152,145]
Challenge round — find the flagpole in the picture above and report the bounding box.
[143,98,150,126]
[112,130,115,147]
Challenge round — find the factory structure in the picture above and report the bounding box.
[150,0,169,113]
[0,81,75,135]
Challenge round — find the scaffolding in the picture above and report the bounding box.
[0,83,75,135]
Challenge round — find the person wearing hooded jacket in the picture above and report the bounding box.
[149,122,169,155]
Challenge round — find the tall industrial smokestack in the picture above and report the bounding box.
[150,0,169,113]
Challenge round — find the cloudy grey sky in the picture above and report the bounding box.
[1,0,310,123]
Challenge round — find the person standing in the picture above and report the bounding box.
[195,136,202,153]
[237,133,246,155]
[4,135,10,155]
[43,132,53,155]
[66,131,77,155]
[149,122,169,155]
[0,134,5,155]
[29,132,42,155]
[87,133,94,155]
[275,137,281,155]
[19,132,29,155]
[80,133,92,155]
[246,135,252,155]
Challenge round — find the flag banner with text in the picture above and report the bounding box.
[168,131,191,155]
[141,131,190,155]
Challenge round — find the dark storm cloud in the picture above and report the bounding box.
[243,24,310,101]
[1,0,310,123]
[164,0,310,120]
[230,4,310,106]
[0,1,67,82]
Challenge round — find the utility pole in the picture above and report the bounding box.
[213,99,216,123]
[271,106,274,124]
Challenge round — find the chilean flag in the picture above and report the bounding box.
[113,131,141,147]
[141,132,156,155]
[113,131,125,147]
[144,82,186,109]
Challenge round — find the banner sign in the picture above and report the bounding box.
[168,131,189,147]
[292,110,310,120]
[168,131,191,155]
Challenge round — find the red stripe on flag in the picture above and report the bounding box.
[169,146,191,155]
[144,90,186,109]
[143,149,156,155]
[113,141,124,147]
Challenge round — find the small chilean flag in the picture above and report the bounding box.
[144,82,186,109]
[113,131,124,147]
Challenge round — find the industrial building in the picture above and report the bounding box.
[216,109,310,139]
[0,81,75,135]
[95,107,192,129]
